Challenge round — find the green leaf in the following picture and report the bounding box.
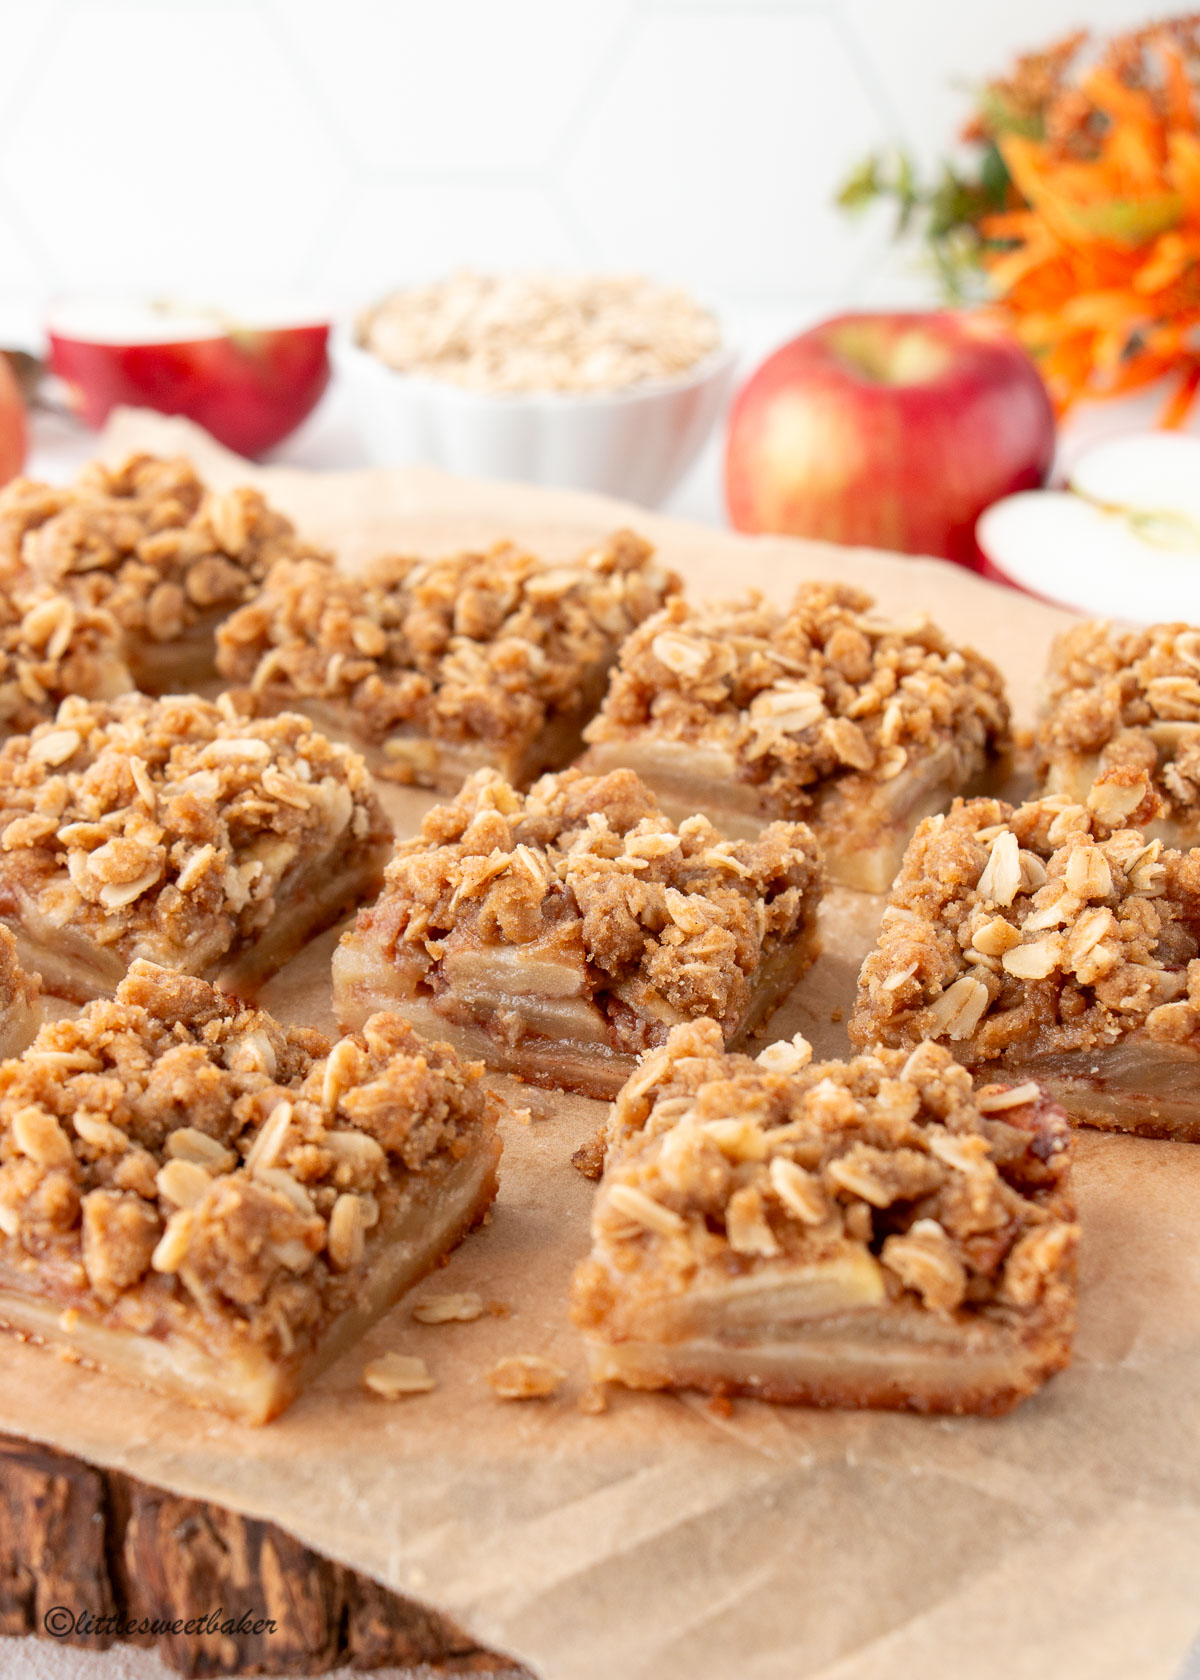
[836,154,883,210]
[975,85,1044,139]
[979,141,1011,205]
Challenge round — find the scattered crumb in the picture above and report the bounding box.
[512,1107,533,1127]
[411,1291,485,1325]
[578,1385,608,1416]
[485,1299,512,1319]
[570,1129,606,1181]
[486,1355,567,1401]
[707,1394,734,1420]
[362,1353,436,1399]
[829,1005,843,1023]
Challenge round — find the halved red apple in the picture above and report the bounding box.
[977,432,1200,620]
[47,298,331,459]
[0,354,26,486]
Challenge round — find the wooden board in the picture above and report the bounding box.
[0,1432,528,1677]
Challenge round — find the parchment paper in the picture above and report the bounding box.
[1,410,1197,1680]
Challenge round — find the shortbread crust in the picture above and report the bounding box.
[1038,618,1200,849]
[0,962,502,1423]
[573,1021,1076,1414]
[216,531,678,789]
[332,767,823,1099]
[0,693,392,1001]
[0,454,328,691]
[581,584,1010,891]
[850,786,1200,1140]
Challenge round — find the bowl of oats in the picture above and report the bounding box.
[343,270,735,506]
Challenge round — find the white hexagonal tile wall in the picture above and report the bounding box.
[1,4,343,296]
[270,0,635,176]
[0,201,44,295]
[308,180,585,306]
[562,11,891,304]
[0,2,64,121]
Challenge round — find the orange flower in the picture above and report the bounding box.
[981,35,1200,423]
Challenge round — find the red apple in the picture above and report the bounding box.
[47,298,331,459]
[0,355,26,486]
[725,311,1056,567]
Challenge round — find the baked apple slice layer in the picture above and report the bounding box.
[0,926,40,1058]
[0,962,503,1423]
[216,531,678,793]
[850,790,1200,1141]
[572,1022,1077,1414]
[0,692,392,1001]
[332,766,824,1100]
[580,582,1011,892]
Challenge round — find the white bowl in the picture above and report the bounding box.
[338,330,737,507]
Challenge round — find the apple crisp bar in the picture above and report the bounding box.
[582,583,1011,892]
[849,786,1200,1140]
[1038,618,1200,849]
[0,693,392,1002]
[332,766,823,1099]
[0,927,40,1058]
[572,1020,1077,1414]
[0,579,132,736]
[0,454,329,691]
[215,530,678,790]
[0,961,502,1423]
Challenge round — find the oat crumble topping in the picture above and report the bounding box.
[850,790,1200,1061]
[583,583,1011,818]
[0,692,390,983]
[0,962,501,1359]
[574,1020,1076,1332]
[0,580,131,737]
[0,454,327,653]
[216,530,678,775]
[345,766,822,1052]
[1038,619,1200,825]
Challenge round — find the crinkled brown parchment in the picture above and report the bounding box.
[0,411,1196,1680]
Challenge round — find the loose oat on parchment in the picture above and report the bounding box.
[364,1354,437,1398]
[486,1355,567,1400]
